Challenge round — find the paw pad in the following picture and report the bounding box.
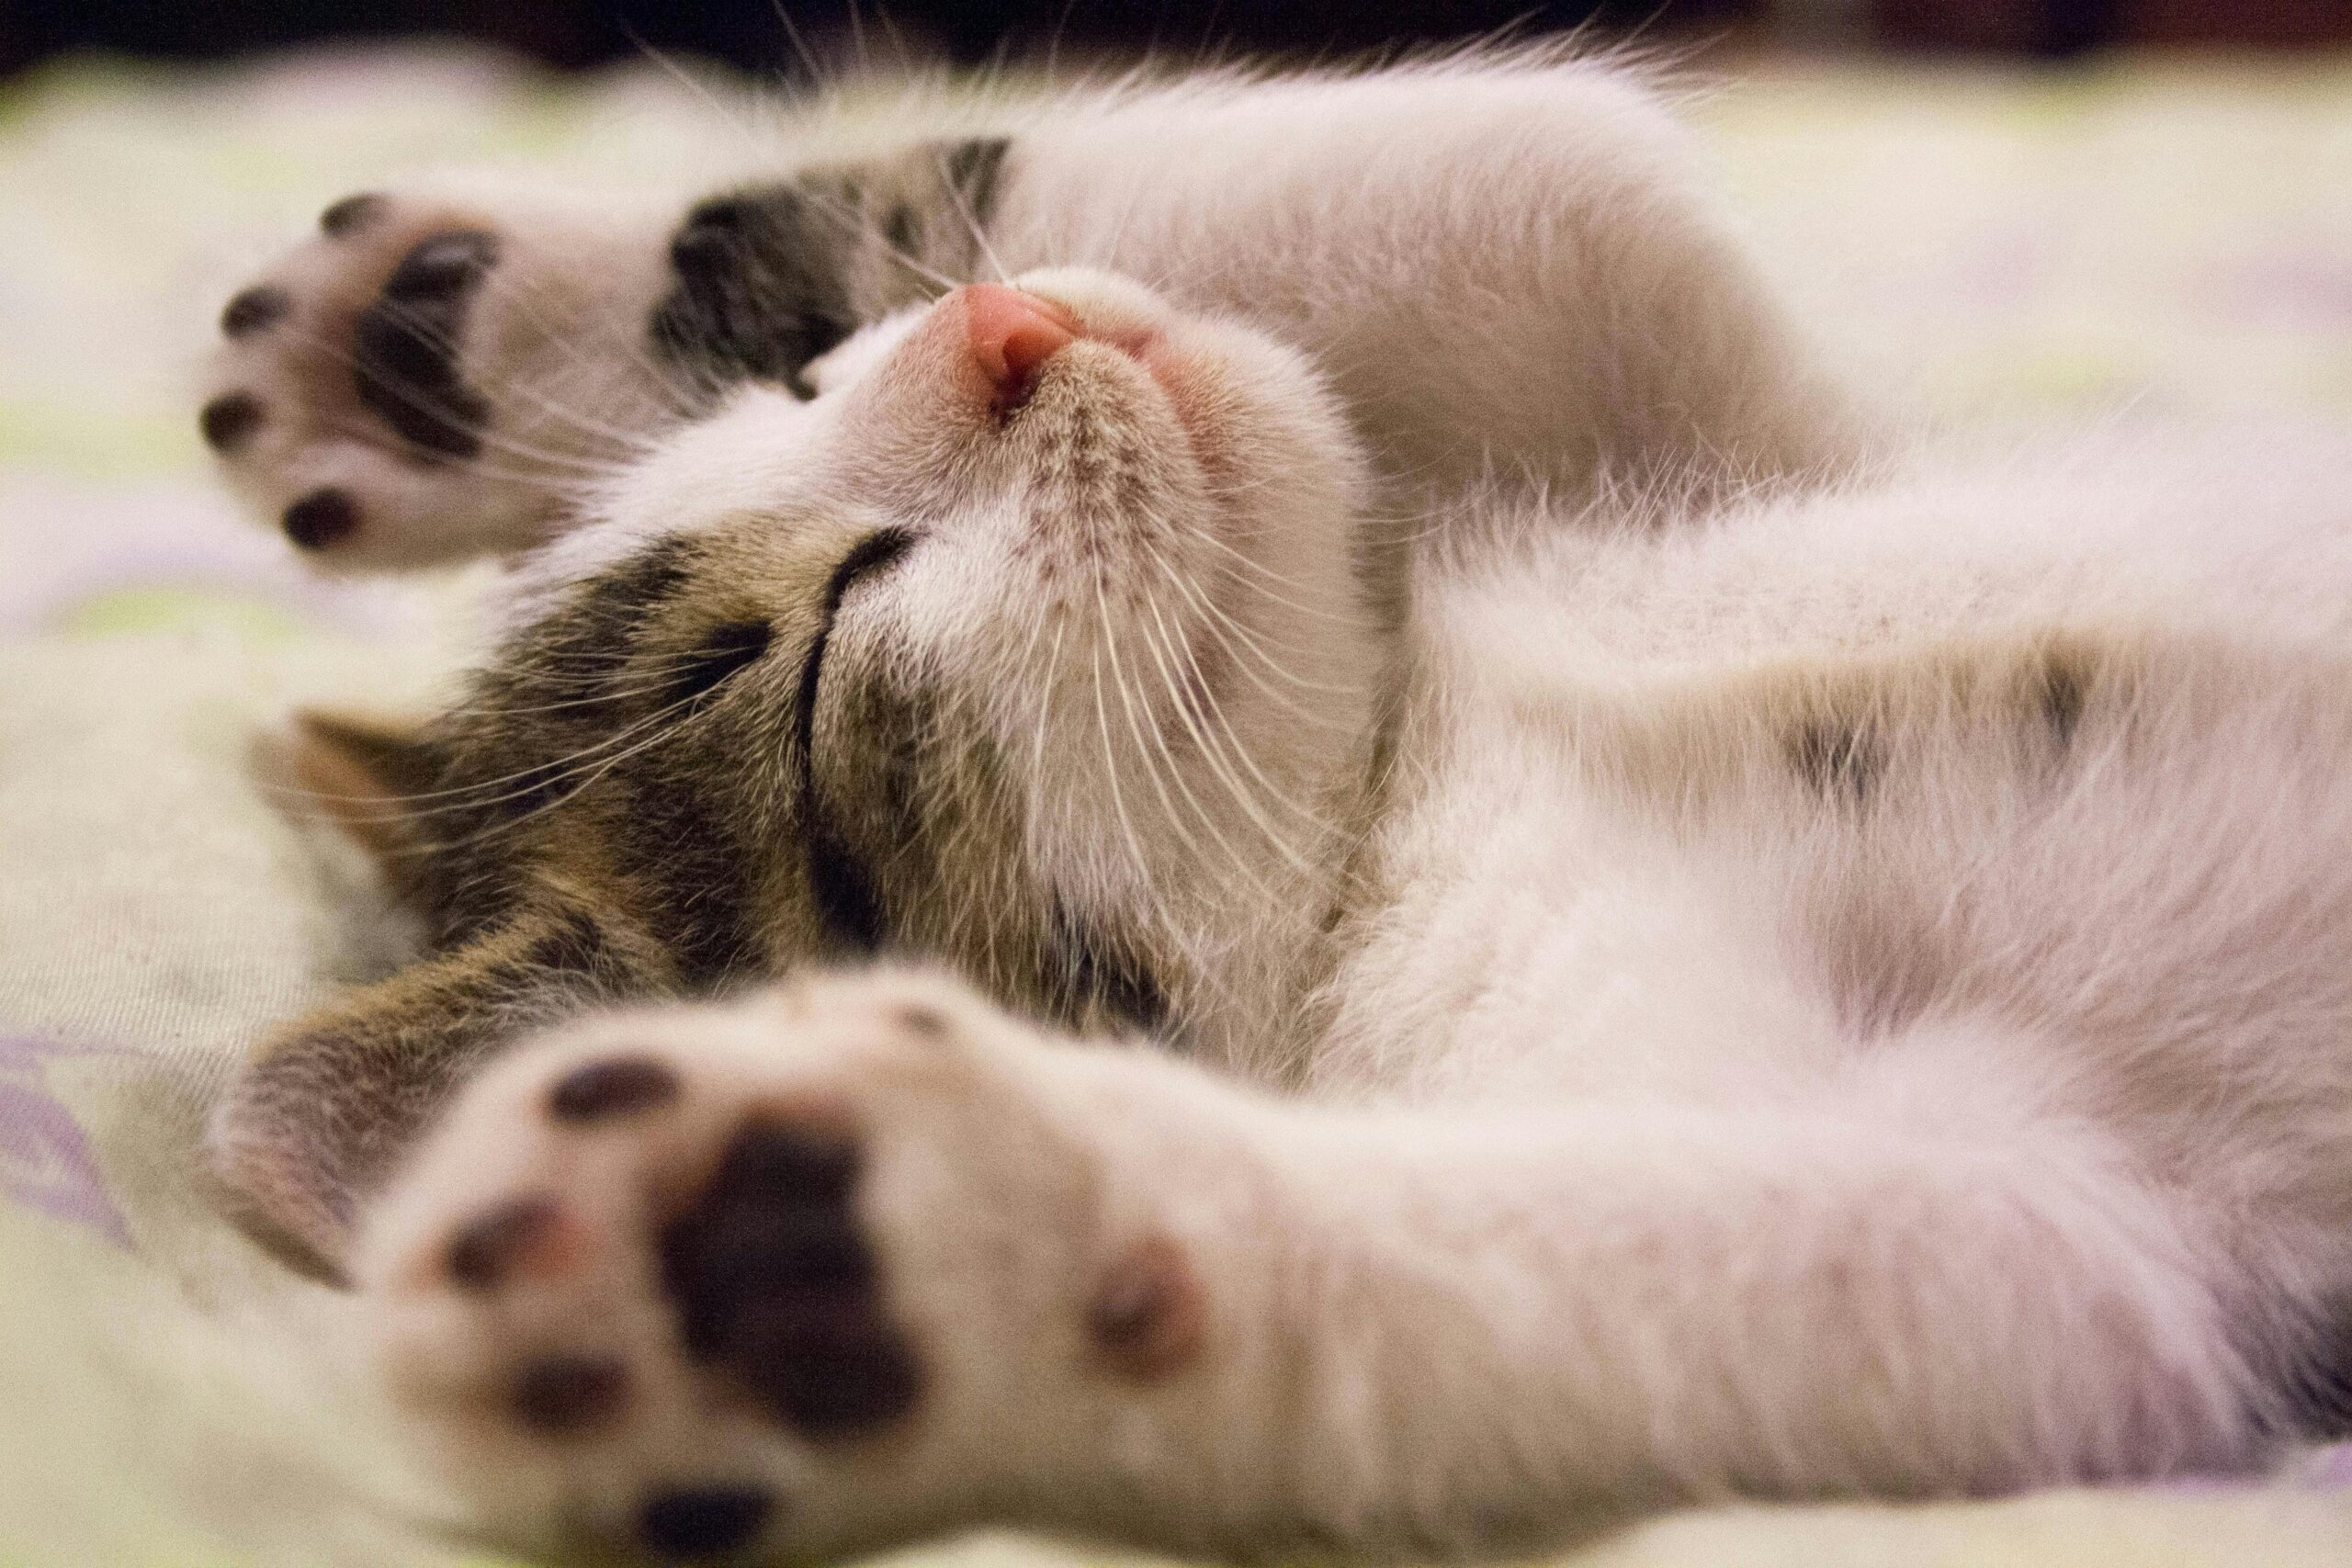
[447,1193,572,1289]
[220,285,290,340]
[281,489,359,550]
[351,229,497,461]
[659,1116,924,1437]
[319,191,387,238]
[548,1056,682,1122]
[198,391,264,454]
[889,1002,951,1041]
[636,1485,775,1558]
[511,1353,630,1435]
[1088,1234,1205,1382]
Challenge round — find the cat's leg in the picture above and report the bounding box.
[199,142,1010,570]
[1000,59,1870,502]
[358,969,2267,1562]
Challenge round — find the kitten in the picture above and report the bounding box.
[198,49,2352,1564]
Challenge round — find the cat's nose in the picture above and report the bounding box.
[964,283,1080,400]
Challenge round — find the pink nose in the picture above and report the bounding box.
[965,283,1081,400]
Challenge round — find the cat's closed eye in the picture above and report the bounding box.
[664,620,774,706]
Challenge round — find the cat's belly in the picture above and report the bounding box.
[1314,608,2352,1157]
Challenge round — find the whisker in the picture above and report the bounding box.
[1143,536,1364,718]
[279,681,714,820]
[929,141,1012,286]
[1087,610,1162,918]
[1126,573,1321,880]
[427,694,714,851]
[1095,571,1283,907]
[1132,539,1337,850]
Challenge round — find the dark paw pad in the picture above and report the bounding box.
[352,229,497,461]
[1088,1234,1205,1382]
[548,1056,683,1123]
[447,1193,569,1289]
[220,285,290,340]
[636,1485,775,1559]
[319,191,388,239]
[199,391,265,453]
[512,1353,629,1435]
[648,186,856,397]
[282,488,359,549]
[657,1117,924,1438]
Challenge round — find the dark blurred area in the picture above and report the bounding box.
[0,0,2346,81]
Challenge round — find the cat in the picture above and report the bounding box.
[196,46,2352,1565]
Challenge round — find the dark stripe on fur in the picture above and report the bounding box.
[555,536,698,663]
[792,528,918,953]
[1049,904,1171,1037]
[661,620,775,708]
[935,136,1011,225]
[649,185,863,399]
[2040,656,2087,750]
[571,547,771,986]
[612,779,765,987]
[2252,1303,2352,1439]
[519,908,618,981]
[1791,718,1879,806]
[352,230,497,460]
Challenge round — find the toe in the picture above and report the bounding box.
[319,191,388,238]
[199,391,266,454]
[635,1485,775,1559]
[220,285,291,339]
[281,488,360,550]
[548,1056,684,1123]
[446,1193,578,1289]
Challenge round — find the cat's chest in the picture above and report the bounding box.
[1306,595,2126,1106]
[1307,693,1839,1106]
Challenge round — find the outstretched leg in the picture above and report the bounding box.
[200,59,1865,574]
[199,143,1011,569]
[359,970,2267,1562]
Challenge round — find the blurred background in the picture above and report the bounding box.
[2,0,2350,77]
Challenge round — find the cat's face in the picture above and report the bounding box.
[333,269,1380,1084]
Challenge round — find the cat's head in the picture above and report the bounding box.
[215,270,1385,1274]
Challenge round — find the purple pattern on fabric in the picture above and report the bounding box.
[0,477,436,637]
[0,1034,132,1247]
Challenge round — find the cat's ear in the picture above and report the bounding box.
[263,706,447,886]
[208,905,650,1283]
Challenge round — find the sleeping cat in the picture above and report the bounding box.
[197,49,2352,1564]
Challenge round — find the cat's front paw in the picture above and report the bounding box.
[201,186,675,570]
[357,971,1209,1562]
